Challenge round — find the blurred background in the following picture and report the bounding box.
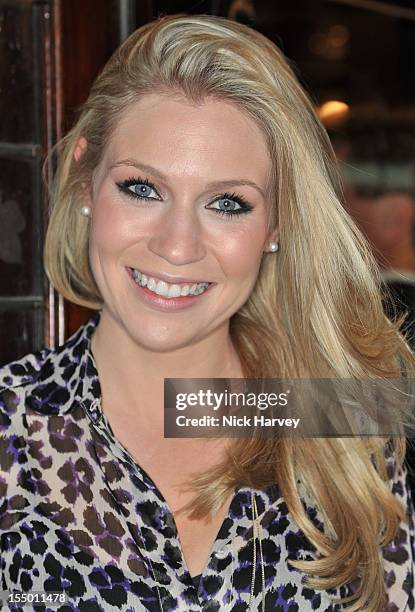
[1,0,415,363]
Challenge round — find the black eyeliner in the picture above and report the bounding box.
[115,176,160,200]
[214,191,254,215]
[115,176,254,217]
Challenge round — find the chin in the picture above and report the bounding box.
[126,324,201,354]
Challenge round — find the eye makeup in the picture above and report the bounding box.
[115,176,254,220]
[116,177,161,200]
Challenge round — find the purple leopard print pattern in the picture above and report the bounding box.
[0,312,413,611]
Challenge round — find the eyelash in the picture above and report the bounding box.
[115,176,254,219]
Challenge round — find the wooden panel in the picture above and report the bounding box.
[55,0,119,336]
[58,0,120,132]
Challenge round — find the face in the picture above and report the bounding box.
[81,93,278,352]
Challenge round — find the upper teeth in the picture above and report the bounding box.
[131,269,210,298]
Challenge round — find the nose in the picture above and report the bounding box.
[147,201,207,266]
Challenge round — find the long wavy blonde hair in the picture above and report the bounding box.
[44,14,415,610]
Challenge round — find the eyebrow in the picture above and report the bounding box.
[109,158,267,199]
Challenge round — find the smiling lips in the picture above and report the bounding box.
[130,267,212,299]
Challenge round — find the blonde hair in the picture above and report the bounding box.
[44,14,415,610]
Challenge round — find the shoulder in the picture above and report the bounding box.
[381,443,415,609]
[0,348,54,435]
[293,445,414,609]
[0,347,52,394]
[0,312,100,418]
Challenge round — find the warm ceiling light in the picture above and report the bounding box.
[318,100,350,125]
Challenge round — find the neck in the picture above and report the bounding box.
[90,308,243,434]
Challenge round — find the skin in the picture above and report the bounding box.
[76,92,278,431]
[74,93,279,575]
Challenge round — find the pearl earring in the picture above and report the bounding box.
[269,241,279,252]
[80,205,92,218]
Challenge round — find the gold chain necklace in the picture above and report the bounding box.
[86,400,267,609]
[249,489,266,611]
[152,489,267,611]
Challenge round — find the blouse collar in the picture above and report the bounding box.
[24,309,282,516]
[24,309,102,417]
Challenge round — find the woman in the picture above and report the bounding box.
[0,14,414,612]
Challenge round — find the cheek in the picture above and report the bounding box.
[217,228,264,281]
[89,196,145,258]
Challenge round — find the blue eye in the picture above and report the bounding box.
[116,177,160,200]
[207,192,253,219]
[212,198,242,213]
[115,178,254,220]
[130,183,156,198]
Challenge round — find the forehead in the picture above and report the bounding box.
[101,93,272,185]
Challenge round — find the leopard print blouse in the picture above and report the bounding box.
[0,312,413,611]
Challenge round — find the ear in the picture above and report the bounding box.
[264,226,280,252]
[74,137,87,162]
[73,137,94,205]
